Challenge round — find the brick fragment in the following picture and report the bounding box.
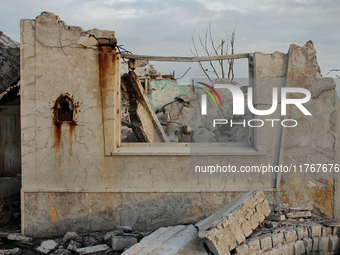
[296,226,308,239]
[271,232,284,247]
[303,237,313,254]
[283,229,297,243]
[322,226,332,236]
[294,240,305,255]
[318,236,330,253]
[260,235,272,251]
[308,224,322,237]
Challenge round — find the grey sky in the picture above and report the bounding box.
[1,0,339,84]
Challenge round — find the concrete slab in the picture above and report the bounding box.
[196,189,270,254]
[122,225,208,255]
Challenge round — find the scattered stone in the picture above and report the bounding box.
[285,211,311,219]
[67,240,82,252]
[290,206,312,211]
[112,236,137,251]
[0,248,20,255]
[82,236,100,247]
[266,213,286,222]
[273,203,288,212]
[37,240,59,254]
[51,249,71,255]
[121,225,208,255]
[76,244,110,255]
[103,230,124,243]
[62,232,79,243]
[116,226,133,233]
[7,234,33,242]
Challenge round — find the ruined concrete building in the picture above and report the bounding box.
[19,11,340,249]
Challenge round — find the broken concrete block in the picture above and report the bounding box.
[76,244,111,255]
[103,230,124,243]
[67,240,82,252]
[7,233,33,242]
[273,203,288,212]
[37,240,59,254]
[0,248,20,255]
[122,225,208,255]
[62,232,79,243]
[82,236,100,247]
[196,190,270,254]
[285,210,311,219]
[112,236,137,251]
[266,213,286,222]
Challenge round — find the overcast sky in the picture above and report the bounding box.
[1,0,339,84]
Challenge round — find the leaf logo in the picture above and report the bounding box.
[197,82,223,106]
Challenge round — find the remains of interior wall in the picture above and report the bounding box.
[20,12,339,238]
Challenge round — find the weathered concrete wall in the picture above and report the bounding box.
[21,12,339,238]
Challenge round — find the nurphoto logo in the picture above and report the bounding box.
[198,82,312,128]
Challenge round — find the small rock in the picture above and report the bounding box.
[62,232,79,243]
[76,244,110,255]
[103,230,124,243]
[67,240,81,252]
[82,236,100,247]
[0,248,20,255]
[37,240,59,254]
[116,226,133,233]
[112,236,137,251]
[51,249,71,255]
[7,234,33,242]
[274,203,289,212]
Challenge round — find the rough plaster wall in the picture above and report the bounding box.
[21,13,339,238]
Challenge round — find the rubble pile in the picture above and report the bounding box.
[1,190,339,255]
[0,226,148,255]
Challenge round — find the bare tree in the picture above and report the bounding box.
[189,22,237,82]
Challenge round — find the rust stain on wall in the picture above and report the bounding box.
[49,206,58,224]
[99,45,116,109]
[312,186,334,217]
[52,94,79,151]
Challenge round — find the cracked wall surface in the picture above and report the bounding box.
[21,12,340,238]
